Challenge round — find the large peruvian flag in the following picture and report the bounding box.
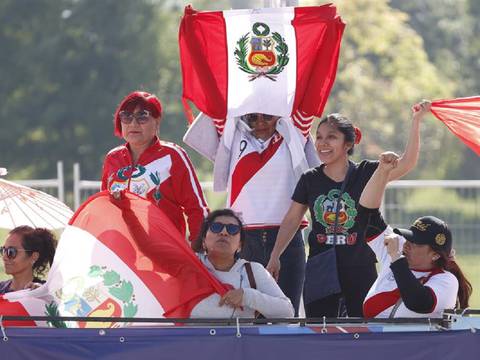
[0,191,228,327]
[179,4,345,123]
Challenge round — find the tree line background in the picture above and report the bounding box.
[1,0,479,182]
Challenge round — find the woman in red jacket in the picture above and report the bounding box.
[101,91,209,242]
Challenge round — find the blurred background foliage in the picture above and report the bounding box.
[1,0,479,183]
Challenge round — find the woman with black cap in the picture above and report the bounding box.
[359,152,472,318]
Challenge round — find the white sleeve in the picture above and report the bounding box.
[242,262,294,318]
[367,226,405,271]
[183,112,220,162]
[426,272,459,313]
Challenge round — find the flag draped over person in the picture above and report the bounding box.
[0,191,229,327]
[179,4,345,133]
[430,96,480,156]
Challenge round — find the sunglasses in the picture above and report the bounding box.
[243,114,277,123]
[119,110,152,125]
[0,246,33,260]
[209,222,241,236]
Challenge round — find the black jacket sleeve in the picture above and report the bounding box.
[356,205,388,241]
[390,257,435,313]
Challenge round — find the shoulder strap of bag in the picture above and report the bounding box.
[245,262,257,289]
[244,262,263,319]
[332,162,355,247]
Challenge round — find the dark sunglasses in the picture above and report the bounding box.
[209,222,241,236]
[119,110,152,125]
[0,246,32,259]
[243,113,277,123]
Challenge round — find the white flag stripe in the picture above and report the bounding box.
[224,8,297,118]
[48,226,164,324]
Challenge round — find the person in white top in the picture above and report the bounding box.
[184,112,320,315]
[190,208,294,319]
[358,152,472,318]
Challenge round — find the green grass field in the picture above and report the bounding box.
[0,229,478,309]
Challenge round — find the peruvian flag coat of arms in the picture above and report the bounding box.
[179,3,345,123]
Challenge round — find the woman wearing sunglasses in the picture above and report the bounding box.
[102,91,209,243]
[0,226,57,294]
[190,209,294,318]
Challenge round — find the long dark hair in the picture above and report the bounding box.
[192,209,245,253]
[318,113,358,155]
[9,226,57,278]
[434,253,472,309]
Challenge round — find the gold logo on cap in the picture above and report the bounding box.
[435,234,446,246]
[413,220,430,232]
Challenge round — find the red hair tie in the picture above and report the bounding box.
[354,127,362,145]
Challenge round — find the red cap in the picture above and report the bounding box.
[113,91,162,137]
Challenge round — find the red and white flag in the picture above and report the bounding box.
[0,191,228,327]
[431,96,480,156]
[179,4,345,127]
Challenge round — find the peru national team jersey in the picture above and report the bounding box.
[101,137,208,242]
[227,131,297,227]
[363,227,458,318]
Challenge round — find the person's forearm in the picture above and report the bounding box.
[389,117,420,181]
[270,205,306,259]
[359,167,391,209]
[390,257,435,313]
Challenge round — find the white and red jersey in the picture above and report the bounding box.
[101,137,208,242]
[227,130,302,228]
[363,228,458,318]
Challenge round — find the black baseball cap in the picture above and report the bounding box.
[393,216,452,254]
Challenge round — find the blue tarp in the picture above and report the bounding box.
[1,327,479,360]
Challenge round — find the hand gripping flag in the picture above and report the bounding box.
[179,4,345,131]
[431,96,480,156]
[0,191,229,327]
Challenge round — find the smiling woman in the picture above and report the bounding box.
[267,101,431,318]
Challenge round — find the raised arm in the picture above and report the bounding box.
[387,100,430,181]
[360,152,400,209]
[266,201,308,281]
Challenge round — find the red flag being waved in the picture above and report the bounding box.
[68,191,229,319]
[179,4,345,125]
[431,96,480,156]
[0,191,229,327]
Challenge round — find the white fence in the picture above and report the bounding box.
[15,162,480,254]
[72,163,480,249]
[13,161,66,202]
